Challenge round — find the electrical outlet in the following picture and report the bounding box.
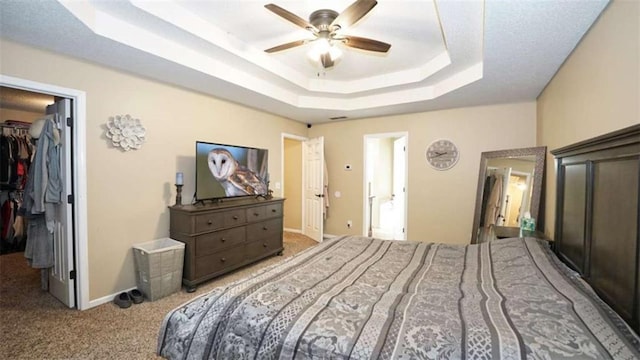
[347,220,352,228]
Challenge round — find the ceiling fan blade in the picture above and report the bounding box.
[331,0,377,29]
[342,35,391,52]
[265,40,307,53]
[265,4,317,31]
[320,53,334,68]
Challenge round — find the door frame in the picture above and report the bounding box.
[281,133,307,234]
[1,74,89,310]
[362,131,408,238]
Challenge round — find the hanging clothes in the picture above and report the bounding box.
[484,174,503,227]
[0,123,33,254]
[22,115,61,270]
[31,114,62,214]
[1,197,15,242]
[0,130,33,188]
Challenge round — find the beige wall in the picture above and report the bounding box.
[537,0,639,238]
[0,107,44,123]
[309,102,537,244]
[0,39,307,301]
[283,138,302,230]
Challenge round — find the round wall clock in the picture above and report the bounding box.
[426,139,460,170]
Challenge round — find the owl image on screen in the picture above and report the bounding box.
[207,148,267,196]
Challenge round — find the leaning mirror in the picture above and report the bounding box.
[471,146,546,243]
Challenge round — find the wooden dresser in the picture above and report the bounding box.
[169,197,284,291]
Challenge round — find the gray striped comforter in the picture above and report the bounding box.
[157,236,640,359]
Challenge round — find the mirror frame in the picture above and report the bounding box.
[470,146,547,243]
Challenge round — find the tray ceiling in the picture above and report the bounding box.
[0,0,609,123]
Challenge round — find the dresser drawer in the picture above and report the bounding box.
[170,198,284,289]
[195,227,245,257]
[246,218,282,241]
[246,206,266,222]
[265,203,282,218]
[246,235,282,260]
[195,246,244,278]
[223,209,246,227]
[194,212,224,233]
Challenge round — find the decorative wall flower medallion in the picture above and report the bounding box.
[105,114,146,151]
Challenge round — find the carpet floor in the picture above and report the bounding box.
[0,232,317,359]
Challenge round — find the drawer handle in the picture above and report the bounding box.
[221,238,226,242]
[271,209,277,213]
[232,215,239,220]
[220,257,226,262]
[254,213,260,217]
[207,220,213,225]
[263,226,268,231]
[263,243,268,248]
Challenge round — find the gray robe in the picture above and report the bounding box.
[24,117,61,270]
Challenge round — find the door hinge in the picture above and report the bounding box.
[70,270,76,280]
[403,228,405,233]
[66,116,73,127]
[403,146,406,151]
[67,194,74,204]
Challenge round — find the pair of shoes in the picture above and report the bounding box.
[114,292,132,308]
[129,289,144,304]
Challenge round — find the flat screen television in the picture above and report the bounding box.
[195,141,269,201]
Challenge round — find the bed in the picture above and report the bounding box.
[158,125,640,360]
[157,235,640,359]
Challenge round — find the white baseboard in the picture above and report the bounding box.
[87,285,138,309]
[284,228,302,234]
[323,233,338,239]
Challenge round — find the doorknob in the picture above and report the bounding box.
[315,194,324,198]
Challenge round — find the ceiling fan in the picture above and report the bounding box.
[264,0,391,69]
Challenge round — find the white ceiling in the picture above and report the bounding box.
[0,0,609,124]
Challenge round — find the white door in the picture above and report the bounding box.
[392,137,407,240]
[46,98,75,308]
[303,137,324,242]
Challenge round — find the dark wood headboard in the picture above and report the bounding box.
[552,124,640,333]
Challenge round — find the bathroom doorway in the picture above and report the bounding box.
[363,132,408,240]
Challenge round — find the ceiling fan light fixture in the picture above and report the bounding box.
[308,38,330,59]
[307,38,341,62]
[329,46,342,60]
[265,0,389,68]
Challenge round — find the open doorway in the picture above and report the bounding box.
[282,134,325,243]
[282,134,304,234]
[0,75,88,309]
[363,132,408,240]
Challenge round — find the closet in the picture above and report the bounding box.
[0,121,34,254]
[0,86,75,307]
